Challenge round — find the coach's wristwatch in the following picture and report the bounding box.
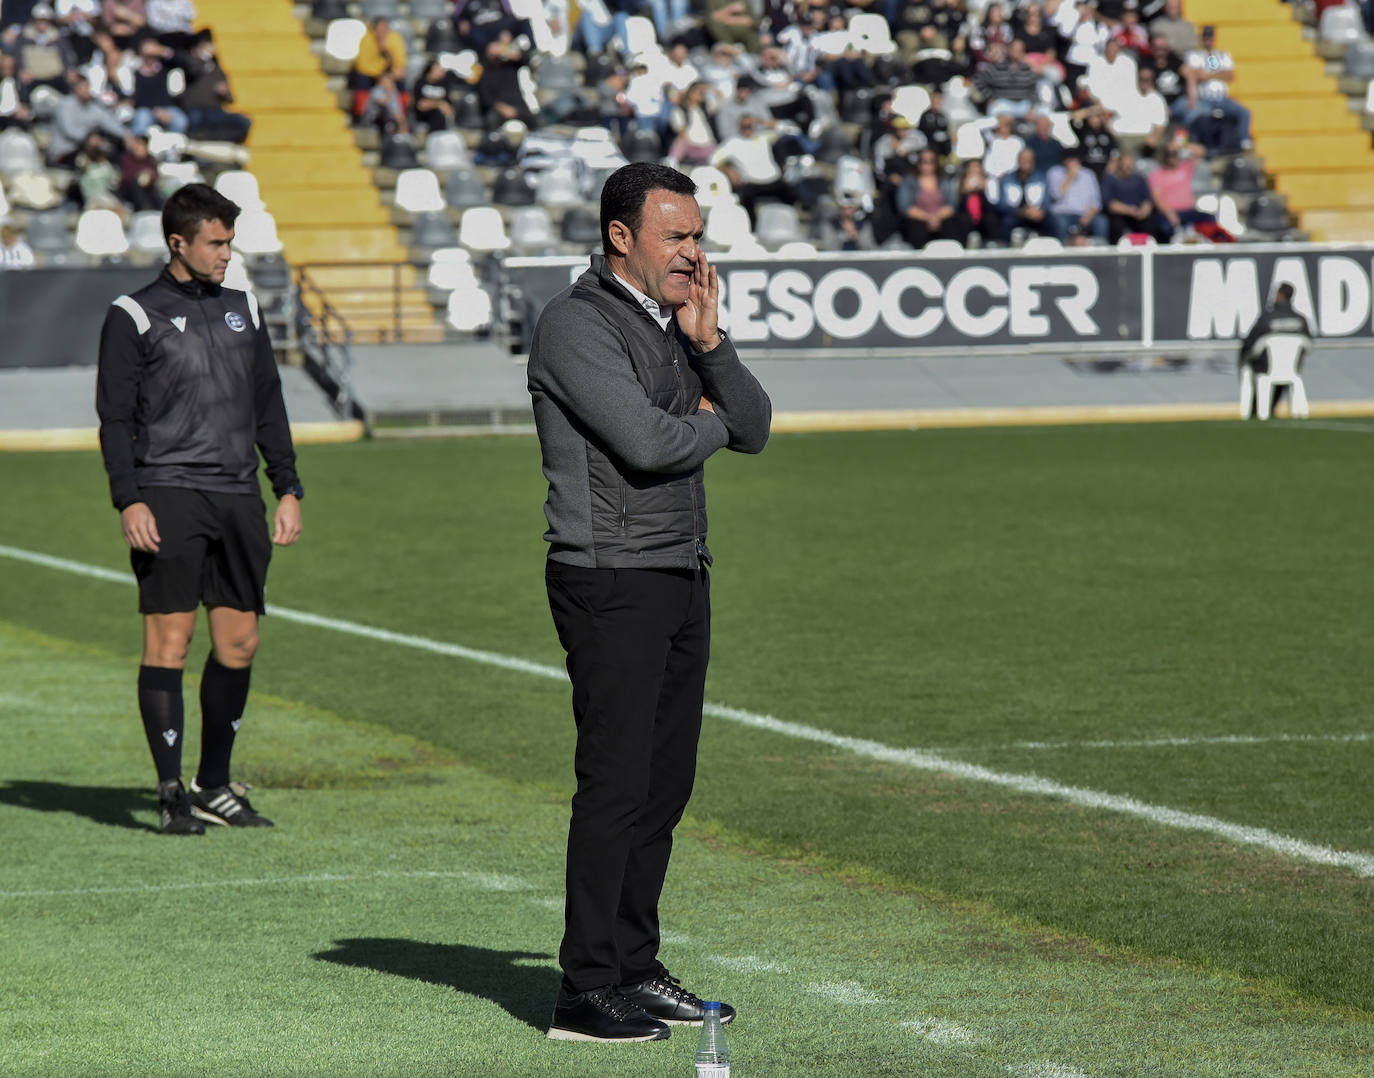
[278,481,305,501]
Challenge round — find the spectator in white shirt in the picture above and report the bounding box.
[1111,64,1168,153]
[1085,36,1139,116]
[1178,24,1250,150]
[0,53,32,130]
[0,223,37,269]
[982,110,1026,180]
[711,112,795,225]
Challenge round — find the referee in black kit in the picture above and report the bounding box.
[96,183,303,835]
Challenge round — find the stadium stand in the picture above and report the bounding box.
[5,0,1372,344]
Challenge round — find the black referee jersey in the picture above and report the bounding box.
[96,267,300,511]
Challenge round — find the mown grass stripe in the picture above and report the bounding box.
[3,542,1372,879]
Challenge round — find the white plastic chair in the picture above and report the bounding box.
[1250,334,1310,420]
[850,13,896,55]
[923,238,965,255]
[754,202,800,249]
[1319,4,1363,44]
[222,251,253,291]
[688,165,737,208]
[703,201,753,251]
[509,205,557,251]
[0,130,42,175]
[128,210,165,253]
[534,163,582,207]
[231,209,284,254]
[953,117,996,160]
[394,168,446,213]
[1022,236,1063,253]
[424,130,471,172]
[446,285,494,331]
[75,209,129,256]
[214,170,265,211]
[776,240,818,257]
[427,251,480,292]
[458,206,511,252]
[324,18,368,63]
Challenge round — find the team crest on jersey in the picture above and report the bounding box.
[225,311,247,332]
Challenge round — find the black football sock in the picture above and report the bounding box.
[138,665,185,784]
[195,654,252,789]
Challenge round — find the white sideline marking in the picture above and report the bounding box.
[807,980,890,1005]
[985,732,1373,752]
[3,543,1372,878]
[0,869,533,900]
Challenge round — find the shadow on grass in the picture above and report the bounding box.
[0,780,157,832]
[314,938,556,1031]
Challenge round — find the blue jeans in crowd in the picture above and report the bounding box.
[132,106,188,135]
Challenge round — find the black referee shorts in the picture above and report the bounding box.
[130,487,272,615]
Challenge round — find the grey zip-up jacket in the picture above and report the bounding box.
[528,255,771,569]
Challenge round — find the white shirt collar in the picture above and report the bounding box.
[613,271,675,331]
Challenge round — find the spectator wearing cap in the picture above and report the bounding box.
[1149,0,1197,56]
[128,38,187,135]
[1101,149,1160,242]
[711,111,795,226]
[872,112,927,187]
[102,0,147,49]
[14,3,77,93]
[180,33,250,142]
[1148,146,1215,239]
[0,52,32,129]
[976,39,1042,119]
[1046,150,1107,242]
[1178,25,1250,151]
[47,72,130,166]
[994,147,1051,240]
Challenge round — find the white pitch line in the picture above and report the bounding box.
[0,869,533,900]
[3,543,1373,878]
[976,732,1373,752]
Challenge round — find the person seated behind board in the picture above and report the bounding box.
[1239,282,1312,420]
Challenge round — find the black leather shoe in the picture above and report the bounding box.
[620,971,737,1025]
[547,986,672,1042]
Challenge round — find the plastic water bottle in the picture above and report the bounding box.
[694,1002,730,1077]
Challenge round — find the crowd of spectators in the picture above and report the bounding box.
[338,0,1274,252]
[0,0,250,264]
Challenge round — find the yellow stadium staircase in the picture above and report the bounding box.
[195,0,437,341]
[1184,0,1374,241]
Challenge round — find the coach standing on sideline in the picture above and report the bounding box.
[528,162,771,1043]
[96,183,303,836]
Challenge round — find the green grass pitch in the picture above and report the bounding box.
[1,420,1372,1076]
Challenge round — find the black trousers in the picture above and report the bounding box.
[545,561,711,993]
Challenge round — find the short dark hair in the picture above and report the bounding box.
[162,182,240,246]
[1276,283,1295,303]
[599,162,697,255]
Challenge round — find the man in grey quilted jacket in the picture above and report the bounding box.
[528,161,770,1044]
